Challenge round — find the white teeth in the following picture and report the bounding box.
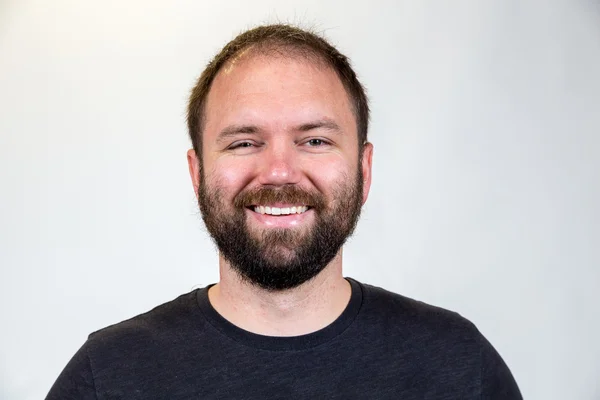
[253,205,309,215]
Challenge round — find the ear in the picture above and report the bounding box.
[187,149,201,200]
[360,142,373,205]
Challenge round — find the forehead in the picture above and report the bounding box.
[203,53,356,139]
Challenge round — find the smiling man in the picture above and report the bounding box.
[47,24,522,399]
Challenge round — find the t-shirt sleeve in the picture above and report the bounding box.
[45,341,97,400]
[479,333,523,399]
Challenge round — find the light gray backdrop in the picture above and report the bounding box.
[1,0,599,399]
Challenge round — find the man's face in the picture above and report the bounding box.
[188,54,373,291]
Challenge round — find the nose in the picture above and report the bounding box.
[256,142,301,186]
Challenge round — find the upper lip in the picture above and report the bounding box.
[248,203,309,207]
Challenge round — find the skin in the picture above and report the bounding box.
[187,54,373,336]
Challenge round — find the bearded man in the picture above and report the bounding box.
[47,24,522,399]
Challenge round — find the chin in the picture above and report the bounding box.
[259,247,300,265]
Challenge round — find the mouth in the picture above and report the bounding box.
[248,205,311,216]
[245,204,313,228]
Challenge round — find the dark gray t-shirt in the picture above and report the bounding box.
[46,278,522,399]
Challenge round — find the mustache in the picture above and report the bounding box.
[234,185,326,210]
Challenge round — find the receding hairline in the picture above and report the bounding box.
[221,39,336,67]
[204,41,361,129]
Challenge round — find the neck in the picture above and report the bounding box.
[208,252,351,337]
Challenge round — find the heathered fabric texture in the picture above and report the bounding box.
[46,278,522,399]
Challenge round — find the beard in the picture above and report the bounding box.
[197,167,364,291]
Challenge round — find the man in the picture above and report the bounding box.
[47,24,522,399]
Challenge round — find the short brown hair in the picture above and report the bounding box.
[186,24,370,160]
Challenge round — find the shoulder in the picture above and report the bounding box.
[85,289,202,353]
[354,280,522,397]
[357,280,482,344]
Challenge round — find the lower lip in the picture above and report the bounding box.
[246,208,314,228]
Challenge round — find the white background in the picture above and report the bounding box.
[1,0,599,399]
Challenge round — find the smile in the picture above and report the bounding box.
[252,205,310,215]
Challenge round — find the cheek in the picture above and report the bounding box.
[302,157,355,194]
[205,158,256,198]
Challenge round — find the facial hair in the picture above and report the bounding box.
[197,168,364,291]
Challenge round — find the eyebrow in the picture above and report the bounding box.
[216,119,342,143]
[295,119,342,134]
[216,125,259,143]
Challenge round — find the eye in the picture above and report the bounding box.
[305,138,329,147]
[228,141,255,150]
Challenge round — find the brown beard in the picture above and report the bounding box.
[197,168,364,291]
